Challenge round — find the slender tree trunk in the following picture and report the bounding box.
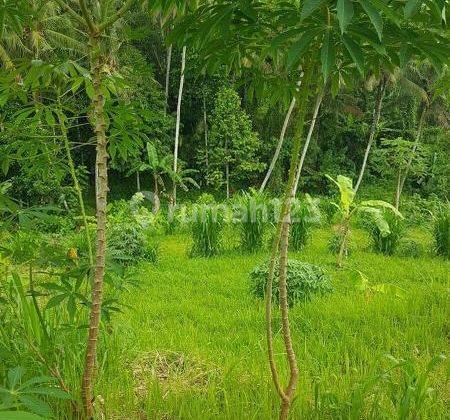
[337,220,350,267]
[265,65,313,420]
[153,174,160,214]
[395,104,427,209]
[394,170,402,210]
[136,171,141,192]
[165,44,172,113]
[173,45,186,206]
[203,93,209,169]
[354,77,387,193]
[293,87,325,195]
[58,110,94,267]
[260,97,297,193]
[81,38,109,418]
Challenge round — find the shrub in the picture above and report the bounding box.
[107,194,161,265]
[235,189,267,252]
[319,197,337,225]
[250,259,333,306]
[396,238,425,258]
[366,210,405,255]
[433,204,450,259]
[189,194,224,257]
[290,195,321,251]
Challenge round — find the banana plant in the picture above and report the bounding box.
[326,174,403,266]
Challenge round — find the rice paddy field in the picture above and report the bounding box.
[96,228,450,419]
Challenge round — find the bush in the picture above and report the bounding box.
[396,238,425,258]
[236,189,267,252]
[366,211,405,255]
[250,259,333,306]
[189,194,224,257]
[319,197,337,225]
[107,194,161,265]
[433,204,450,259]
[290,195,321,251]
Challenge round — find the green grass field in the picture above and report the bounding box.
[95,228,450,419]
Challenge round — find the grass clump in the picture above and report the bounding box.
[189,193,224,257]
[433,203,450,258]
[250,259,333,306]
[236,189,267,252]
[366,210,405,255]
[290,195,321,251]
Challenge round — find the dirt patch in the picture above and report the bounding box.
[131,350,218,399]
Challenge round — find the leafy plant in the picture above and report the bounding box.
[250,260,333,307]
[0,366,71,418]
[384,354,446,419]
[326,175,403,266]
[396,238,425,258]
[433,203,450,259]
[189,194,224,257]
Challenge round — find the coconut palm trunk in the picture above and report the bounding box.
[394,103,427,209]
[354,76,387,193]
[259,96,296,193]
[266,65,313,420]
[173,45,186,206]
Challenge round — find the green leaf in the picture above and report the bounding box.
[321,31,335,81]
[7,366,24,389]
[359,0,383,40]
[286,28,321,70]
[359,200,404,218]
[45,294,66,310]
[342,34,364,74]
[337,0,354,33]
[404,0,421,18]
[19,395,52,418]
[301,0,327,20]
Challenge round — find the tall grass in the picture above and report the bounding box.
[290,195,321,251]
[189,194,224,257]
[237,189,267,252]
[433,203,450,259]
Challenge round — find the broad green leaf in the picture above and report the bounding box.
[286,28,321,70]
[359,0,383,40]
[301,0,327,20]
[45,294,66,310]
[337,0,354,33]
[360,200,403,218]
[342,34,364,74]
[321,31,336,81]
[404,0,421,18]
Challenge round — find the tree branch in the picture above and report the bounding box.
[53,0,85,27]
[98,0,135,32]
[78,0,98,35]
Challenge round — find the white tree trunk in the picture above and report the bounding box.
[293,88,325,195]
[354,77,386,193]
[173,45,186,205]
[259,97,297,193]
[165,44,172,113]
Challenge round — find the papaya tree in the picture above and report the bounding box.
[52,0,138,416]
[172,1,448,418]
